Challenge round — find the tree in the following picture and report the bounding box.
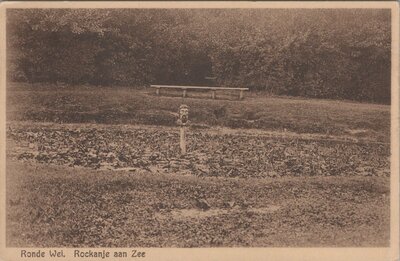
[6,8,391,103]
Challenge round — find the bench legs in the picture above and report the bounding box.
[154,86,246,100]
[239,90,244,100]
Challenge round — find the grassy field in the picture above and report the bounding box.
[7,82,390,142]
[5,82,391,247]
[7,161,389,247]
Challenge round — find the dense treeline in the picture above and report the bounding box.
[7,9,391,103]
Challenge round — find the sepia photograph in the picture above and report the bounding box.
[0,2,399,260]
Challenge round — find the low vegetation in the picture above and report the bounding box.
[6,83,391,247]
[7,123,390,178]
[7,83,390,142]
[7,162,390,247]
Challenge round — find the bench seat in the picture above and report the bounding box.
[149,85,249,100]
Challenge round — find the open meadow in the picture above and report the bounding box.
[6,83,391,247]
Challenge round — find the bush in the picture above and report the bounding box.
[6,9,391,103]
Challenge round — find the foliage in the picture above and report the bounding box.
[7,9,391,102]
[7,122,390,178]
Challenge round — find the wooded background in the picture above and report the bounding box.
[6,9,391,103]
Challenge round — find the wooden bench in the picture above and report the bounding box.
[150,85,249,100]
